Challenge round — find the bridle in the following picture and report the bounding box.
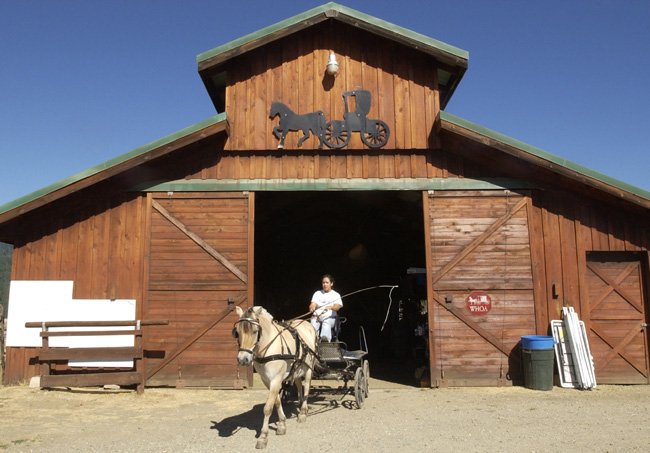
[232,311,262,356]
[233,308,314,366]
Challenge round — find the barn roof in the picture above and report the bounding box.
[440,111,650,209]
[196,2,469,109]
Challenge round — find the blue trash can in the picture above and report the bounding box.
[521,335,555,390]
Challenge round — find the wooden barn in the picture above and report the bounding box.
[1,3,649,388]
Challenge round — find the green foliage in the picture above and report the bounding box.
[0,242,12,315]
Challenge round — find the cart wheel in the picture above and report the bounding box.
[354,367,366,409]
[361,120,390,148]
[324,121,350,149]
[362,360,370,397]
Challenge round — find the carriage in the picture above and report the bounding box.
[310,317,370,409]
[232,305,370,449]
[323,89,390,149]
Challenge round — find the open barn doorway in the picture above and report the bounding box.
[254,191,428,386]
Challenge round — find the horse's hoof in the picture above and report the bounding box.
[255,439,268,449]
[297,413,307,423]
[276,425,286,435]
[277,144,284,149]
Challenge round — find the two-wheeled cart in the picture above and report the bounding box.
[311,318,370,408]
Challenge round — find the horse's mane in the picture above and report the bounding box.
[250,306,273,321]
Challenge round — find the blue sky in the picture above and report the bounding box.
[1,0,649,207]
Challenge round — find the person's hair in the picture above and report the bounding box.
[321,274,334,283]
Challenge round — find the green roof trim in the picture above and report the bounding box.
[196,2,468,66]
[440,111,650,202]
[136,177,532,193]
[0,113,228,217]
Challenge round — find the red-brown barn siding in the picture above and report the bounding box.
[215,22,440,152]
[4,133,648,386]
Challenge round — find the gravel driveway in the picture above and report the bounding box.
[1,382,649,452]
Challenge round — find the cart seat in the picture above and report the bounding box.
[342,350,366,361]
[318,341,346,363]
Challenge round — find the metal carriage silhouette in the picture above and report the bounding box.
[269,90,390,150]
[324,90,390,149]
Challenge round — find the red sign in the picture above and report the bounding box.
[466,291,492,315]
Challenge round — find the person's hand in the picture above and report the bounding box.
[315,308,331,321]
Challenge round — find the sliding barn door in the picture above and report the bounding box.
[585,252,649,384]
[425,191,535,386]
[144,192,253,388]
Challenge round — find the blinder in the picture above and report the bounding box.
[232,315,262,350]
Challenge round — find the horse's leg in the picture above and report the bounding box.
[297,128,310,147]
[257,377,283,449]
[255,373,287,448]
[278,131,287,149]
[298,367,313,422]
[294,375,307,423]
[274,390,287,436]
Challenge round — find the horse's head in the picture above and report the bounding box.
[269,101,290,119]
[232,306,268,366]
[269,102,280,119]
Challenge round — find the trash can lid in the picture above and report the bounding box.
[521,335,555,350]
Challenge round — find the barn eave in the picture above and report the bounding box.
[440,111,650,209]
[196,2,468,109]
[0,113,229,224]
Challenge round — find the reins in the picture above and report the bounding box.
[290,284,398,321]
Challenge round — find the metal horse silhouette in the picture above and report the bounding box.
[269,102,327,149]
[269,90,390,150]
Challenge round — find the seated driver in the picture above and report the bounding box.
[309,274,342,342]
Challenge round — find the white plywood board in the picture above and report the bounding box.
[6,281,136,367]
[5,281,74,347]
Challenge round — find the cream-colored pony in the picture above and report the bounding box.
[233,306,317,449]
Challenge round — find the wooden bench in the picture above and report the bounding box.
[25,320,168,393]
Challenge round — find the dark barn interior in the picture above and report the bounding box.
[255,191,428,385]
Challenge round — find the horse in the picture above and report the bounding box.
[232,305,318,449]
[269,102,326,149]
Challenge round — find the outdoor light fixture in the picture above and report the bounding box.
[326,51,339,76]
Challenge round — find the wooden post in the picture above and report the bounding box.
[41,323,51,384]
[135,320,144,394]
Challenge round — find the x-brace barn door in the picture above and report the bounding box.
[585,252,649,384]
[424,191,535,386]
[144,192,253,388]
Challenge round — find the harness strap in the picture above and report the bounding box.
[252,320,317,382]
[254,354,297,364]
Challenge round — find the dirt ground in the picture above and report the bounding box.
[1,380,649,453]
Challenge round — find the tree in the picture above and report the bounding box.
[0,242,12,315]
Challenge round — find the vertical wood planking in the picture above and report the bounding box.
[60,213,79,281]
[422,191,438,384]
[558,199,581,309]
[426,63,440,149]
[527,196,549,334]
[575,204,591,320]
[540,197,563,320]
[362,33,380,178]
[252,48,267,151]
[93,200,110,299]
[74,210,94,298]
[409,60,427,150]
[377,42,396,168]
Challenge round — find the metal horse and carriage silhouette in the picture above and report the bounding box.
[269,90,390,149]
